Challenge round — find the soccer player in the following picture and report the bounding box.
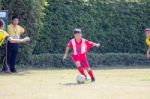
[63,28,100,82]
[145,28,150,58]
[0,19,30,73]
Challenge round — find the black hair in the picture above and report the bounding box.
[0,19,4,27]
[12,15,18,20]
[74,31,81,34]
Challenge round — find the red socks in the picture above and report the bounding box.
[88,70,95,79]
[77,66,86,77]
[77,66,95,79]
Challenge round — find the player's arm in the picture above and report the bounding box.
[87,40,100,48]
[8,36,30,43]
[146,47,150,58]
[63,47,70,60]
[93,42,100,47]
[63,41,72,60]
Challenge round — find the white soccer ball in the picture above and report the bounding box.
[76,75,86,84]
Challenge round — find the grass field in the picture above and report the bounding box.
[0,68,150,99]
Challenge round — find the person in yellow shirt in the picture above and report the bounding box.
[7,17,24,39]
[6,15,27,73]
[0,19,30,73]
[145,28,150,58]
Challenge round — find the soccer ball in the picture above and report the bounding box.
[76,75,86,84]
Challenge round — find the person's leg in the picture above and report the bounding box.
[7,44,13,72]
[75,61,87,77]
[1,44,10,72]
[8,42,18,73]
[81,55,95,82]
[72,55,87,77]
[10,48,18,72]
[86,68,95,82]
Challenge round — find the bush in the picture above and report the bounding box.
[0,0,150,65]
[18,53,150,68]
[35,0,150,54]
[0,0,46,63]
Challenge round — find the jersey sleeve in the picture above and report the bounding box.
[67,41,72,48]
[85,40,94,49]
[0,31,9,46]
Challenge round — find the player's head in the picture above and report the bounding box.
[73,28,82,40]
[12,15,19,26]
[145,28,150,38]
[0,19,4,30]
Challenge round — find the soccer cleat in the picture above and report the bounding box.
[91,78,95,82]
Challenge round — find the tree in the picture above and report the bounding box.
[0,0,46,63]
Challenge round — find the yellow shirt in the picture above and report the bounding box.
[7,24,24,39]
[146,38,150,47]
[0,30,9,46]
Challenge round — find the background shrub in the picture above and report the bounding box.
[0,0,150,67]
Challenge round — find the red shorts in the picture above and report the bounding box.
[72,54,90,68]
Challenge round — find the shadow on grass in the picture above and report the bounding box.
[63,82,79,86]
[0,70,31,76]
[62,81,91,86]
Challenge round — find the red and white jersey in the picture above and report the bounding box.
[67,38,94,55]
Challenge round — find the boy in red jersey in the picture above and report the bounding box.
[63,28,100,82]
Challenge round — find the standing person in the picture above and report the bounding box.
[7,15,25,73]
[63,28,100,82]
[145,28,150,58]
[0,19,30,73]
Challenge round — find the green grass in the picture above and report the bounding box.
[0,68,150,99]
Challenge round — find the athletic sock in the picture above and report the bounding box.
[77,66,86,77]
[88,70,95,79]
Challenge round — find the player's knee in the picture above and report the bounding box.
[75,61,81,67]
[86,68,91,71]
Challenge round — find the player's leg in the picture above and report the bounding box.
[75,61,87,77]
[72,56,87,77]
[81,55,95,82]
[1,45,7,72]
[4,44,10,72]
[86,67,95,82]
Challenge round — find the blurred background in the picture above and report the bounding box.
[0,0,150,68]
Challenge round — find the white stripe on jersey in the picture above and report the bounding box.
[71,38,86,55]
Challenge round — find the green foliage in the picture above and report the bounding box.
[35,0,150,54]
[21,53,150,68]
[0,0,46,63]
[0,0,150,65]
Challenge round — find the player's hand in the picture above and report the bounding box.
[23,37,30,42]
[95,43,100,47]
[63,53,67,60]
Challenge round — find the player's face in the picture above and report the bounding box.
[146,31,150,38]
[74,33,82,40]
[12,18,19,26]
[0,25,4,30]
